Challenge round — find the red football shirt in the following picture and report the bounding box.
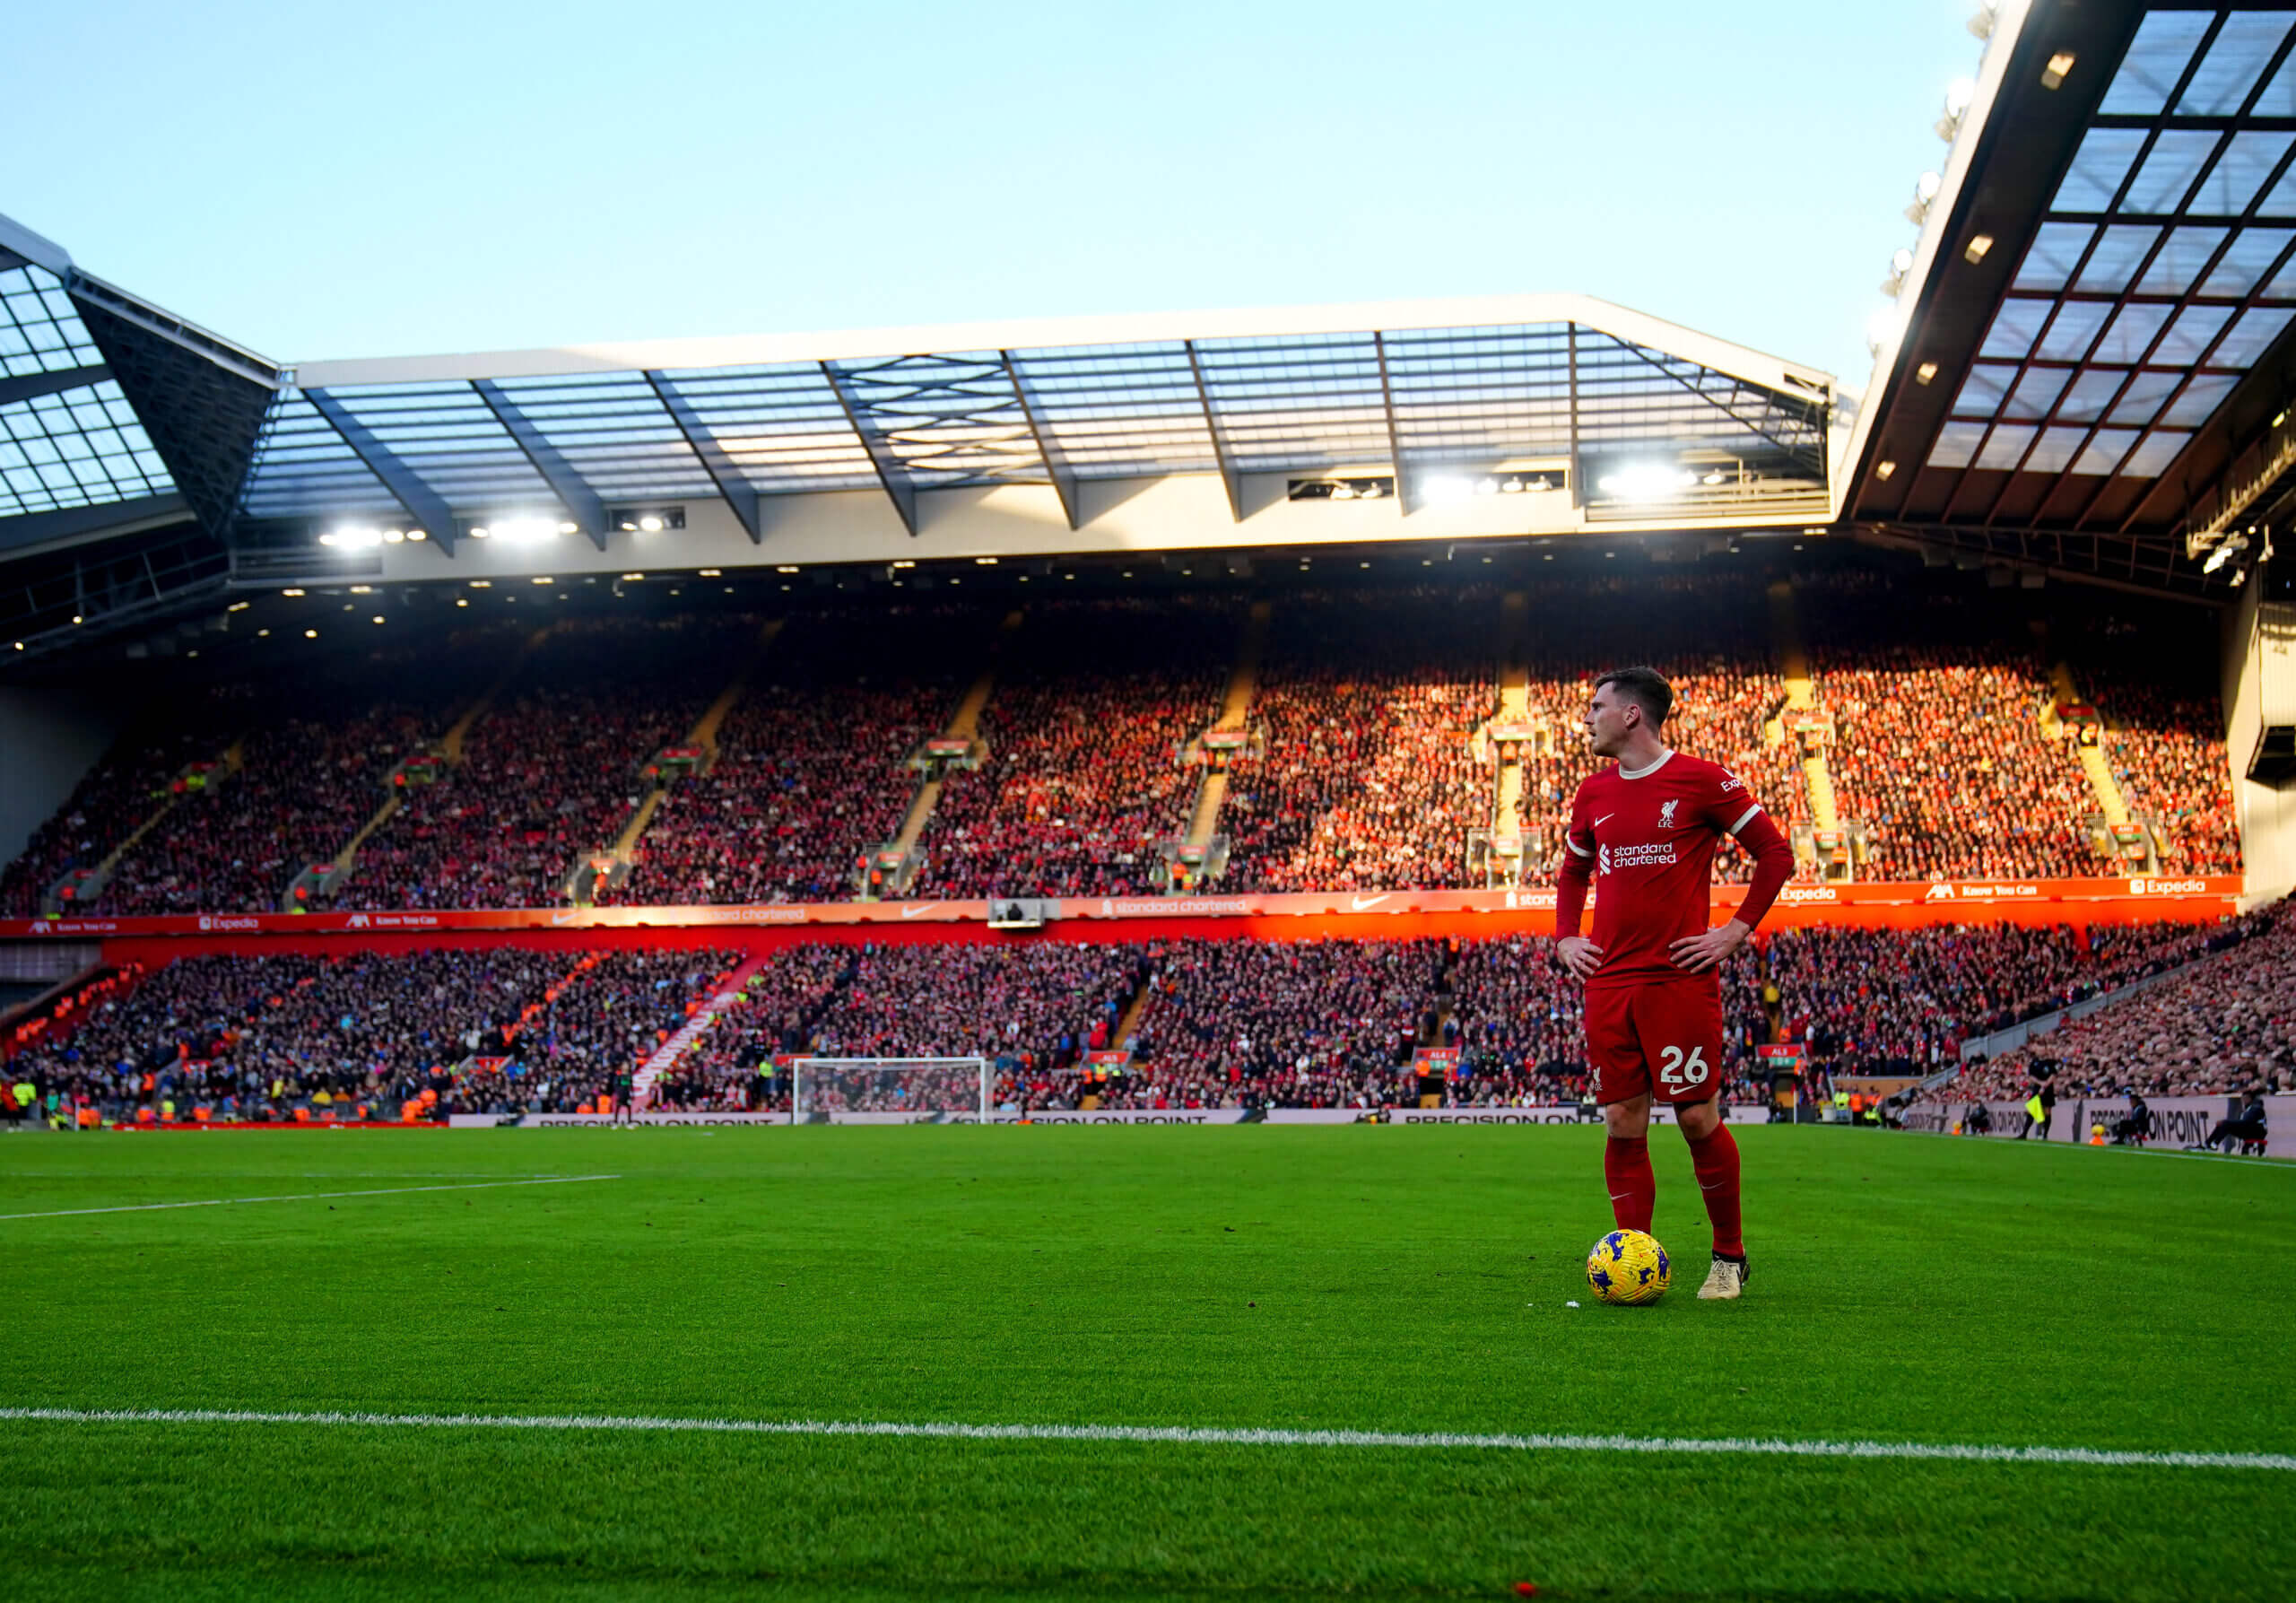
[1555,750,1784,985]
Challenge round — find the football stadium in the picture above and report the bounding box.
[5,2,2296,1599]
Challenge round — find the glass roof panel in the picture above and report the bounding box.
[2057,368,2135,423]
[2107,368,2184,427]
[2092,301,2177,363]
[2152,301,2236,364]
[2072,428,2140,476]
[2141,223,2231,293]
[2196,130,2296,214]
[2124,129,2225,213]
[2204,225,2296,294]
[2013,222,2097,291]
[1974,424,2039,471]
[2254,161,2296,217]
[0,264,102,379]
[0,379,173,517]
[2256,47,2296,116]
[1951,362,2015,417]
[2174,12,2294,115]
[1979,300,2051,360]
[2100,11,2213,115]
[2074,224,2163,291]
[2002,366,2074,420]
[2037,301,2113,362]
[2121,430,2193,476]
[1927,421,1989,469]
[2160,372,2240,427]
[2051,127,2151,213]
[2023,426,2093,474]
[2213,305,2296,365]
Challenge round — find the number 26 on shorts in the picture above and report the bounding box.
[1657,1044,1709,1090]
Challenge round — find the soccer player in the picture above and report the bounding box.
[1552,666,1795,1301]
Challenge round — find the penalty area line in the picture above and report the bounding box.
[0,1406,2287,1473]
[0,1174,621,1221]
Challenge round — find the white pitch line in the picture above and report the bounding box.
[0,1174,620,1221]
[0,1406,2285,1472]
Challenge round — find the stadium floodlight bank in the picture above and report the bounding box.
[790,1058,991,1124]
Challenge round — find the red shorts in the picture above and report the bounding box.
[1585,977,1726,1106]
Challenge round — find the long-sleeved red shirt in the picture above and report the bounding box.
[1553,749,1795,985]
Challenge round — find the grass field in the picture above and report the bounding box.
[3,1123,2290,1602]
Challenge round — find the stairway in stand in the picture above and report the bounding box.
[632,950,780,1110]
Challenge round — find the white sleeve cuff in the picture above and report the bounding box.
[1726,805,1761,835]
[1566,839,1594,858]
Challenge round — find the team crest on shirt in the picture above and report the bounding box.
[1657,799,1678,828]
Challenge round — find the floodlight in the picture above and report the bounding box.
[637,515,664,533]
[1331,484,1358,500]
[1597,464,1697,500]
[1359,483,1384,499]
[490,516,557,543]
[1421,475,1473,505]
[2041,51,2075,90]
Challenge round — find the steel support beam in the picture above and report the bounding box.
[0,364,110,408]
[820,362,918,536]
[1372,333,1411,516]
[1001,351,1081,531]
[644,372,762,543]
[1184,341,1243,523]
[473,379,610,552]
[303,389,458,555]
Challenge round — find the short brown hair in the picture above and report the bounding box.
[1596,666,1674,727]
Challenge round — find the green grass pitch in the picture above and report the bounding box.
[3,1124,2291,1602]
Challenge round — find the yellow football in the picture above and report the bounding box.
[1586,1228,1672,1305]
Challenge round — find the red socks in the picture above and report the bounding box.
[1603,1136,1655,1233]
[1685,1122,1744,1258]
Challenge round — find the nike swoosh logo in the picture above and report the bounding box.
[900,903,931,919]
[550,911,578,926]
[1608,1192,1632,1202]
[1350,894,1391,910]
[1593,814,1614,827]
[1700,1180,1726,1190]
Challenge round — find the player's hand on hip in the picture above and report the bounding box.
[1554,936,1604,980]
[1668,918,1751,973]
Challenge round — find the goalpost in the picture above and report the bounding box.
[788,1057,994,1124]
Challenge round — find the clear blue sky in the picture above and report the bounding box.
[8,0,1984,388]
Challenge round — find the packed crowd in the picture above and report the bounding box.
[1511,577,1807,887]
[2079,664,2242,876]
[13,905,2279,1126]
[651,944,855,1111]
[0,685,256,918]
[1121,937,1441,1109]
[2,569,2248,914]
[342,618,755,910]
[610,611,976,907]
[3,945,718,1123]
[1806,577,2095,881]
[915,600,1237,898]
[1219,592,1498,892]
[1923,905,2290,1103]
[99,705,437,914]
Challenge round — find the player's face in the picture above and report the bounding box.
[1584,683,1639,757]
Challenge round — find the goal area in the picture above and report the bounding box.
[789,1057,993,1124]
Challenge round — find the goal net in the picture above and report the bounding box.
[789,1057,993,1124]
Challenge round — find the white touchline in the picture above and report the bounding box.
[0,1175,621,1222]
[0,1406,2286,1472]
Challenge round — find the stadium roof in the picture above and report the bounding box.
[254,297,1833,548]
[1848,0,2296,597]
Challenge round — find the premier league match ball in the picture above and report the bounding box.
[1586,1229,1671,1305]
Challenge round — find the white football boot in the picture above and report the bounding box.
[1697,1253,1747,1301]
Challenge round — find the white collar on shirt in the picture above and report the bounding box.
[1618,748,1674,781]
